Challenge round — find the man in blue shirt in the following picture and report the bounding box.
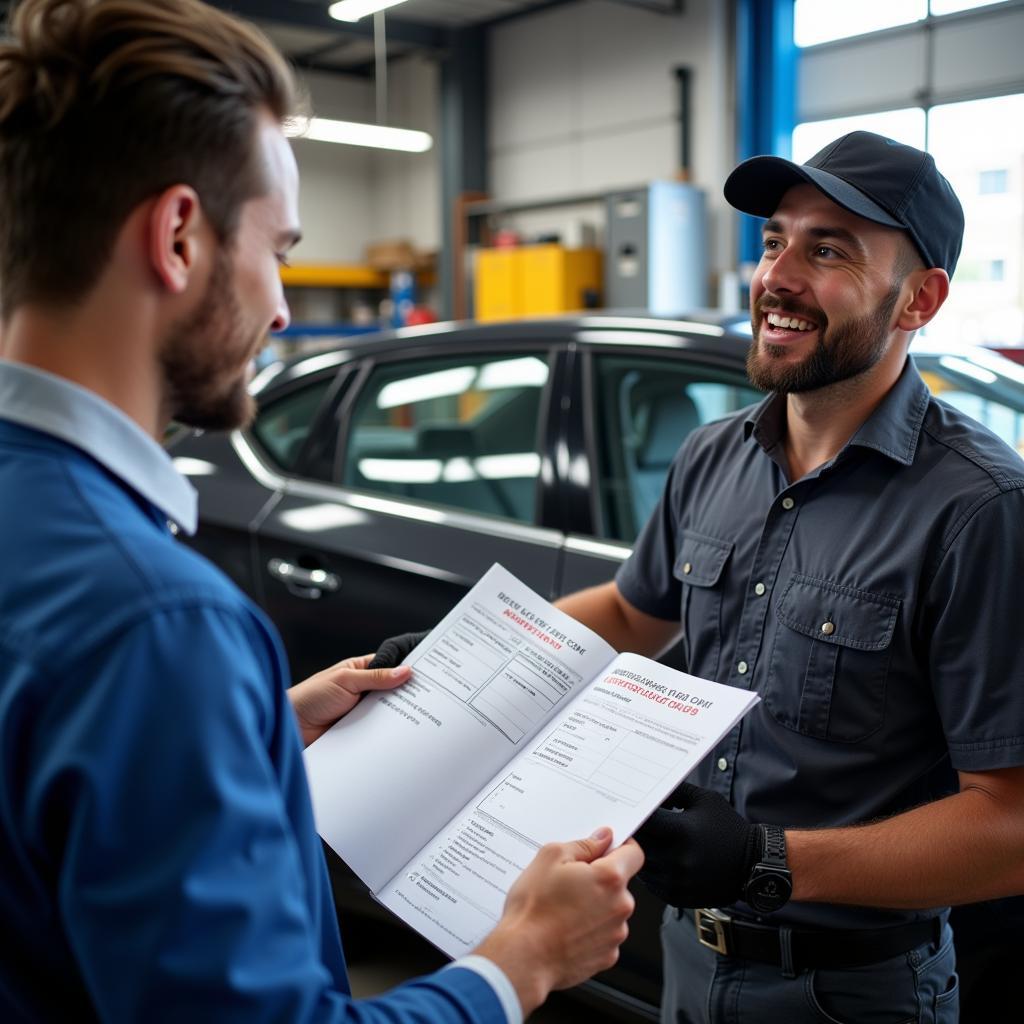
[0,1,643,1021]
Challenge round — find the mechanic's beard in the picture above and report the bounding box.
[746,280,903,394]
[160,247,260,431]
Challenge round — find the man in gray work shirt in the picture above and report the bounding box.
[552,133,1024,1021]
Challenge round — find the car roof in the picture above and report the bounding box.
[253,311,755,396]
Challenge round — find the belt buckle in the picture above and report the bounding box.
[694,908,731,955]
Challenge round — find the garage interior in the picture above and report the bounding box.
[3,1,1023,1022]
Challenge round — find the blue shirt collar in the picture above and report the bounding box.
[743,359,929,468]
[0,360,197,534]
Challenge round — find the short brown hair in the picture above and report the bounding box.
[0,0,297,316]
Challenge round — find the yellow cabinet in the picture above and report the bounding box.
[475,245,602,321]
[474,248,522,322]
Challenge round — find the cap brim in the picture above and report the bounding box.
[724,155,904,229]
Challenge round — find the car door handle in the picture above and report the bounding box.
[267,558,340,600]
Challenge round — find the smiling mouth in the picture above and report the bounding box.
[764,311,816,333]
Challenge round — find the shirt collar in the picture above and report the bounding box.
[743,359,930,468]
[0,360,197,534]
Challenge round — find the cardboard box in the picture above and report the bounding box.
[365,239,418,272]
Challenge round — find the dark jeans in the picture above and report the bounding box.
[660,908,959,1024]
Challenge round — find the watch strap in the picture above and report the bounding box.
[760,824,788,869]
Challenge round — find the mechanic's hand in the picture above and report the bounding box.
[635,782,762,909]
[367,630,429,670]
[289,654,411,747]
[473,828,644,1016]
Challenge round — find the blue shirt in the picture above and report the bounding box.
[0,361,514,1023]
[618,360,1024,929]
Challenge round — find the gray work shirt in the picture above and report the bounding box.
[617,359,1024,929]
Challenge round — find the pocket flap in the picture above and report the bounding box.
[776,573,900,651]
[674,530,733,588]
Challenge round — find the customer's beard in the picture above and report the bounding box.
[160,247,260,431]
[747,280,903,394]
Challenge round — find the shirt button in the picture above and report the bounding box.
[754,582,766,596]
[737,661,748,675]
[683,562,692,575]
[821,621,836,636]
[782,497,795,510]
[717,757,729,771]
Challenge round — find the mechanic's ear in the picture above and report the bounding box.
[896,268,949,332]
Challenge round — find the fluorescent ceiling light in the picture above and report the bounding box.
[285,115,432,153]
[377,367,476,409]
[359,458,444,484]
[172,457,218,477]
[477,357,549,391]
[358,453,541,485]
[329,0,411,23]
[278,503,367,532]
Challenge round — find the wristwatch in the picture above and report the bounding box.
[743,824,793,914]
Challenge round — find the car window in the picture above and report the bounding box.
[914,354,1024,458]
[251,377,334,471]
[341,353,550,524]
[593,355,761,543]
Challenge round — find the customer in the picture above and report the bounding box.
[0,2,642,1021]
[379,131,1024,1022]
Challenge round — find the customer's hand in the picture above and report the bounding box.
[288,655,411,747]
[474,828,644,1016]
[367,630,429,670]
[635,782,762,909]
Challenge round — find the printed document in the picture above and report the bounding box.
[304,563,759,958]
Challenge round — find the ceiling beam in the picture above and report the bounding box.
[606,0,683,13]
[210,0,446,52]
[480,0,579,30]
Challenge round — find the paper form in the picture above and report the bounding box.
[303,564,759,956]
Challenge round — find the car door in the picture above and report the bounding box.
[252,342,569,682]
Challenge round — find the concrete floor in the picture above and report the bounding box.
[344,917,641,1022]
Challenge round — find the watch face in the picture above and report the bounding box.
[746,869,793,913]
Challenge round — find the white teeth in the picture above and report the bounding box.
[766,312,814,331]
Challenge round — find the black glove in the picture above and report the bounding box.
[367,630,429,670]
[635,782,762,909]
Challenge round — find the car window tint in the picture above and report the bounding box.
[341,353,549,524]
[914,354,1024,458]
[251,377,334,471]
[593,355,761,543]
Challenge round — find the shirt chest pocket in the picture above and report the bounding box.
[674,530,733,680]
[764,573,900,743]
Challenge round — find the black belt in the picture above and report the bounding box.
[692,908,942,971]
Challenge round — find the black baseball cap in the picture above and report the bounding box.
[724,131,964,278]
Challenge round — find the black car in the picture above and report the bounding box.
[169,313,1024,1020]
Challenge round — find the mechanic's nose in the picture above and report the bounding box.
[760,245,807,296]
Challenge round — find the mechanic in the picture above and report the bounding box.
[376,131,1024,1022]
[0,2,642,1021]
